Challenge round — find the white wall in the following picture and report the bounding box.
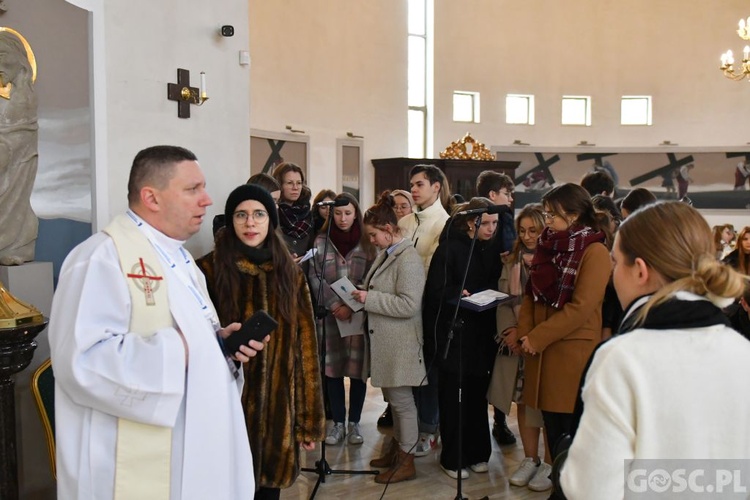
[248,1,750,207]
[435,0,750,152]
[95,0,252,257]
[248,0,407,207]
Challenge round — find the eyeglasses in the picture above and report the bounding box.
[283,181,303,188]
[542,212,557,220]
[233,210,269,223]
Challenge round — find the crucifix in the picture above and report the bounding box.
[167,68,207,119]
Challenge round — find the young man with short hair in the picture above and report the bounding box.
[397,164,450,456]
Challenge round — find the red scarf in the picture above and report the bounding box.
[527,225,605,309]
[330,223,361,258]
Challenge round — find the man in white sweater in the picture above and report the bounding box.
[398,164,450,274]
[397,164,450,456]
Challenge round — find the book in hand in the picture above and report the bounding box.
[330,276,364,312]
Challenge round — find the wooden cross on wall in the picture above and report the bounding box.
[167,68,198,119]
[629,153,694,187]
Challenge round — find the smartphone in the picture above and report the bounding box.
[223,310,278,354]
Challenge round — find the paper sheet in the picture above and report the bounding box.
[330,276,365,312]
[336,311,366,337]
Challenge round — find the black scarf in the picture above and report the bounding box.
[618,294,730,334]
[239,244,272,265]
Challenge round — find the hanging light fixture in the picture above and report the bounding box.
[720,16,750,80]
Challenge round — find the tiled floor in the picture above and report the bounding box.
[282,380,550,499]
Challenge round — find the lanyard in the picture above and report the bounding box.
[126,210,220,331]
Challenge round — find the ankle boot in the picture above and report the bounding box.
[369,438,398,468]
[374,448,416,484]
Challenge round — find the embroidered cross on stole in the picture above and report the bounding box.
[104,215,173,500]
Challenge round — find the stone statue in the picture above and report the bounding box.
[0,28,38,265]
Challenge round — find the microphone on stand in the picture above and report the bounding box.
[316,199,350,207]
[454,204,510,216]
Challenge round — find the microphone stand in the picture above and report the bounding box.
[301,207,378,499]
[442,215,489,500]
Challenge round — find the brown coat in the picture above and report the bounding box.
[197,254,325,489]
[518,242,610,413]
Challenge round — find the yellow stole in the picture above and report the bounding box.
[104,214,173,500]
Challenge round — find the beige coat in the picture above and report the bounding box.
[518,242,610,414]
[362,239,427,388]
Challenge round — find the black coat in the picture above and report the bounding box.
[423,225,503,376]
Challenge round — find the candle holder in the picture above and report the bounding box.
[167,68,208,119]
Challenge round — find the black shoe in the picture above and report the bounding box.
[377,404,393,427]
[492,421,517,446]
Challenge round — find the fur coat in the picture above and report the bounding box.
[197,253,325,489]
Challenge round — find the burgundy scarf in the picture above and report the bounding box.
[527,225,605,309]
[330,223,361,258]
[278,202,312,240]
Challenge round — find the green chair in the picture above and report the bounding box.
[31,358,56,479]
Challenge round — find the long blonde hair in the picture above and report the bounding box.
[509,204,545,265]
[617,202,747,326]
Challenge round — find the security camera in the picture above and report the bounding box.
[220,25,234,37]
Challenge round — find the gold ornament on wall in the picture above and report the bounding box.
[439,133,494,161]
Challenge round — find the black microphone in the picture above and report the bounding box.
[316,199,350,207]
[454,204,510,216]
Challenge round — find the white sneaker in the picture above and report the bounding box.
[325,422,345,445]
[509,457,540,486]
[469,462,489,473]
[413,432,438,457]
[347,422,364,445]
[440,464,469,479]
[527,462,553,492]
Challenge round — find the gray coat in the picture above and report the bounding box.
[362,238,427,388]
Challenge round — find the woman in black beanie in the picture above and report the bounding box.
[197,184,325,500]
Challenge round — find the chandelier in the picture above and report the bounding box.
[719,17,750,80]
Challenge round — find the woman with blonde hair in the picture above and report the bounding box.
[561,202,750,499]
[489,204,551,490]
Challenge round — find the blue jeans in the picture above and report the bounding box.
[412,368,439,434]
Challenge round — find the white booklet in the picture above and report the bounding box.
[330,276,365,312]
[462,289,509,306]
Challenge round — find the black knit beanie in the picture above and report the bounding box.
[224,184,279,229]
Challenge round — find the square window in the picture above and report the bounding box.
[506,94,535,125]
[621,96,652,125]
[562,96,591,126]
[453,91,480,123]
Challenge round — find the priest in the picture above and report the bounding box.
[48,145,263,500]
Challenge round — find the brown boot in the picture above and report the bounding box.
[374,448,416,484]
[370,438,398,467]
